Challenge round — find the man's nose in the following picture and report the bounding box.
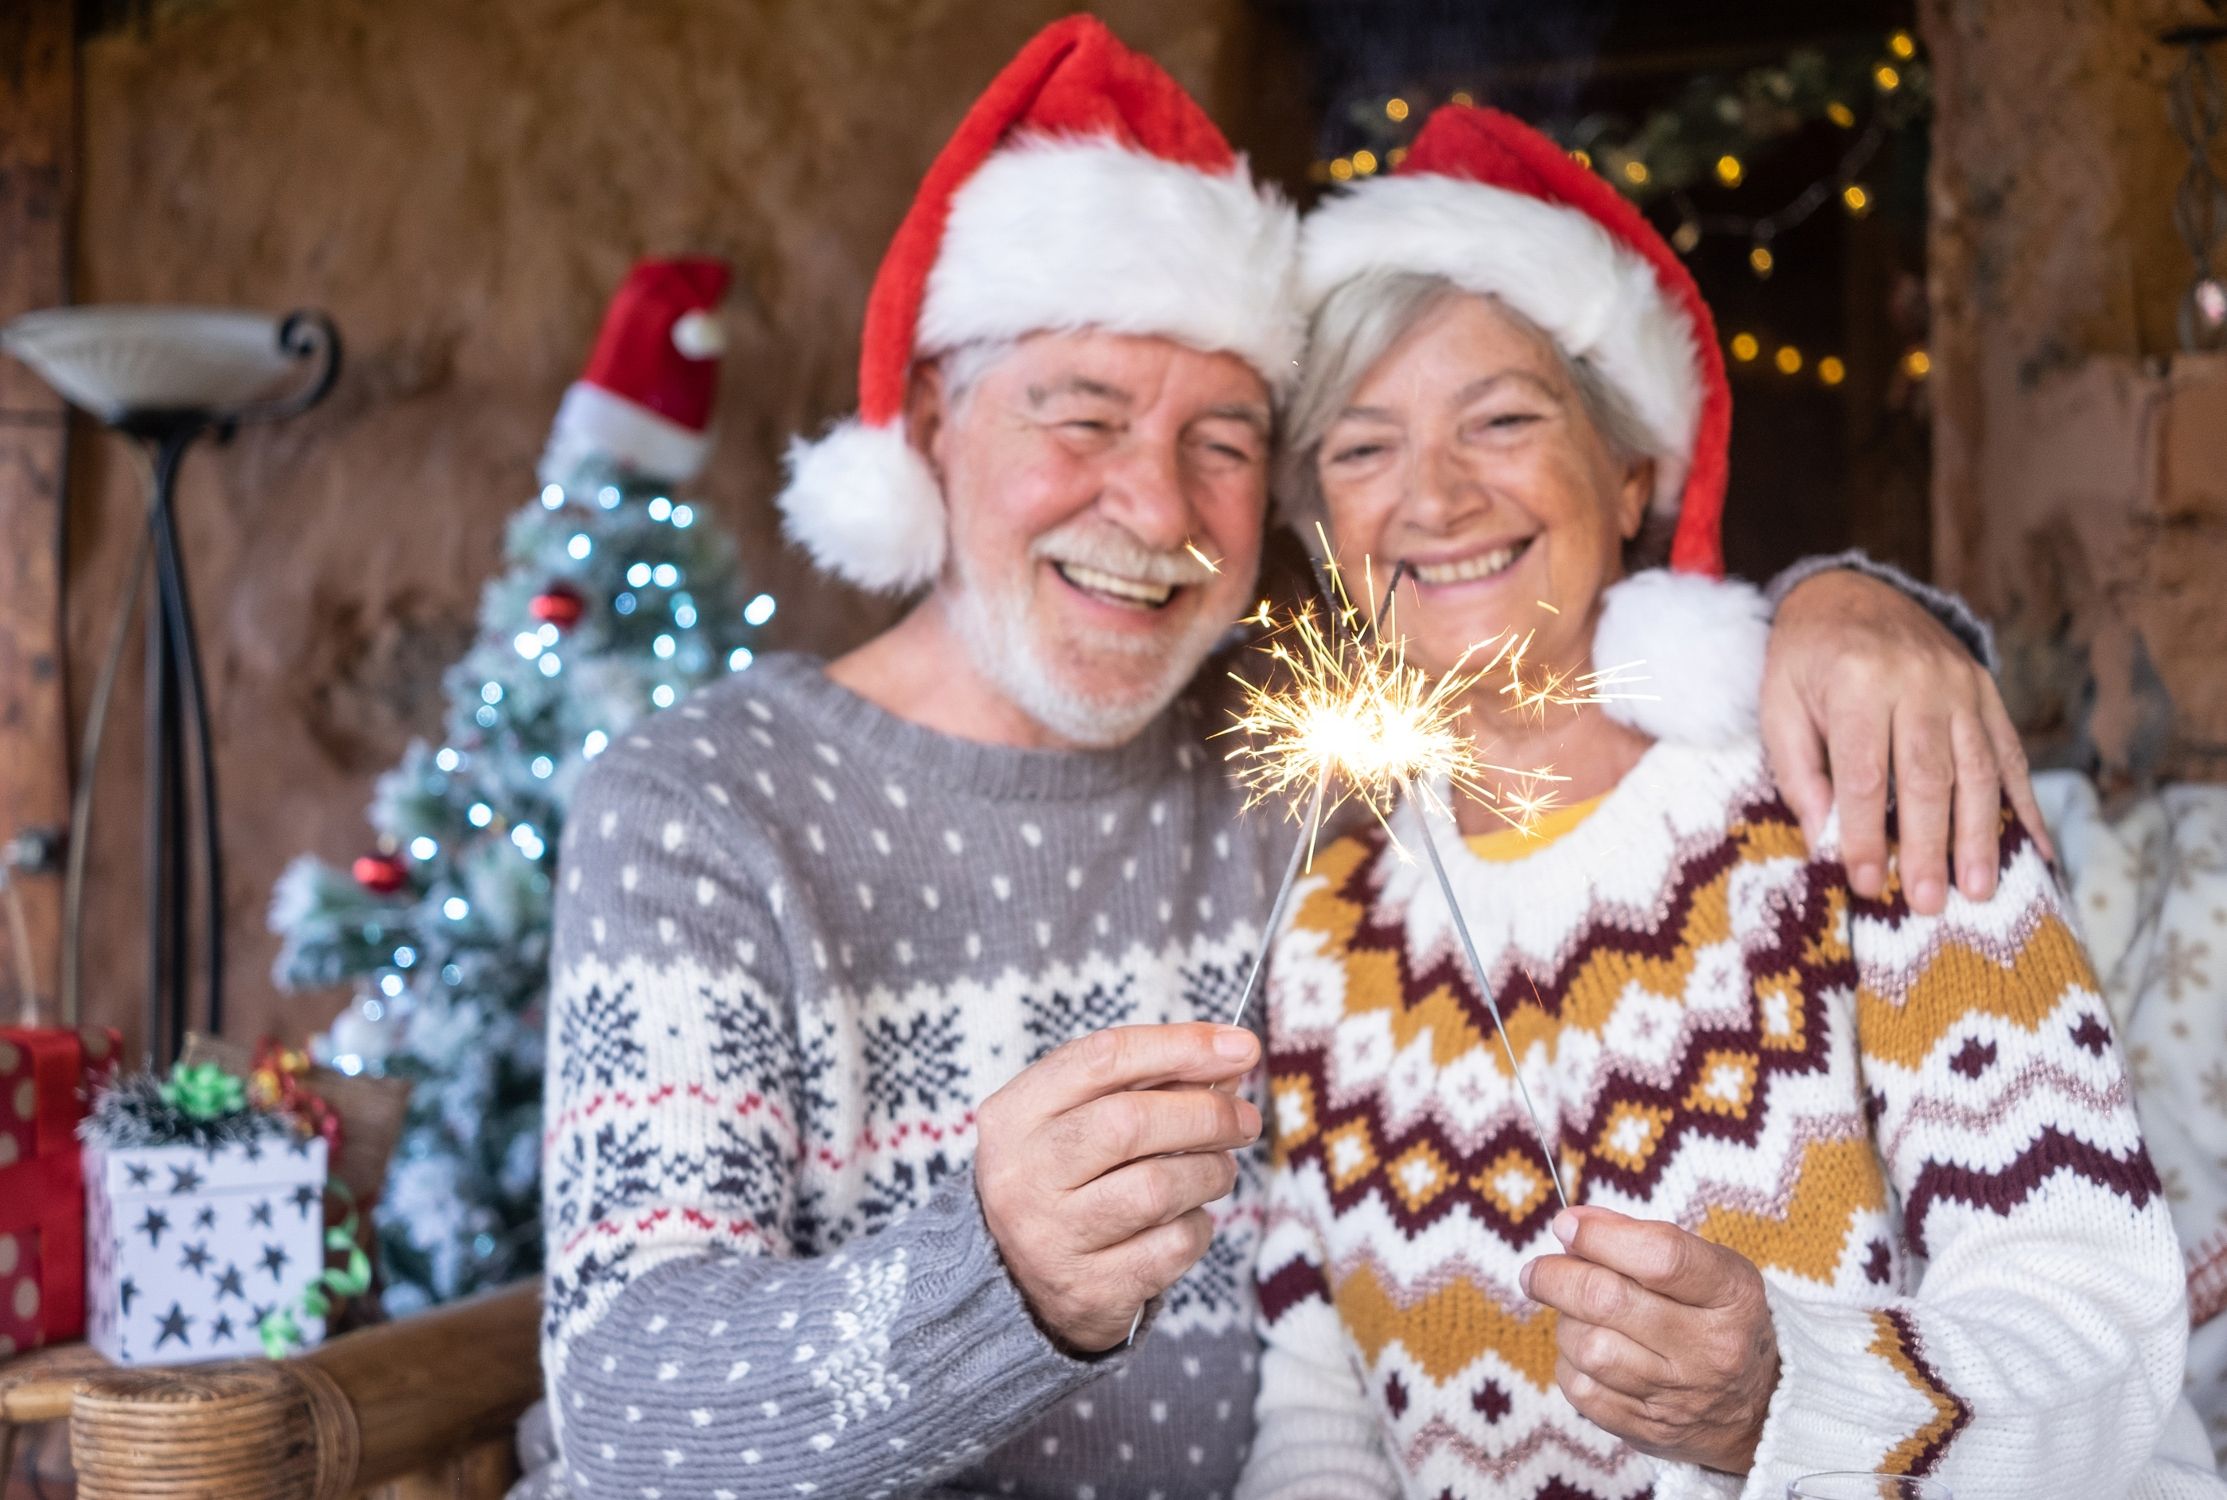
[1095,437,1194,552]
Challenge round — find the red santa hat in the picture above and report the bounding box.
[540,256,732,488]
[777,15,1303,594]
[1300,105,1766,747]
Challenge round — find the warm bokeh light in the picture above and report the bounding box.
[1730,332,1761,363]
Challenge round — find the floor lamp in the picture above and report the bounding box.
[1,306,340,1064]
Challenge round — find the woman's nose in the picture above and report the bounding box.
[1404,437,1487,531]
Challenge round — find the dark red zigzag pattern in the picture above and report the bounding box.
[1880,1306,1972,1475]
[1274,789,1846,1248]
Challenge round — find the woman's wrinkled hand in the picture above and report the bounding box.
[1522,1206,1780,1475]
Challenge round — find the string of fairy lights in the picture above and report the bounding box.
[1313,30,1935,397]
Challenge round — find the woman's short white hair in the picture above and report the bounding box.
[1279,271,1672,567]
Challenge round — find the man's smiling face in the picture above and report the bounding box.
[914,328,1271,746]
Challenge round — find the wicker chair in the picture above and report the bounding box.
[0,1280,541,1499]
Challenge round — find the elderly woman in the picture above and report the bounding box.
[1239,106,2222,1499]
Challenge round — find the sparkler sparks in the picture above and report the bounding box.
[1220,538,1636,844]
[1183,541,1222,575]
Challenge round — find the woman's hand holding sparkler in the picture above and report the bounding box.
[974,1021,1262,1354]
[1522,1205,1781,1475]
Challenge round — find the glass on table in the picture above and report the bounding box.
[1788,1476,1951,1500]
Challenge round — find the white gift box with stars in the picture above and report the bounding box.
[84,1134,329,1365]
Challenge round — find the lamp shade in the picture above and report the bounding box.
[0,306,311,421]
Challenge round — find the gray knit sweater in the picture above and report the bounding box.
[529,653,1277,1499]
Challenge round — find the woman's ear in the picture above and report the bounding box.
[1617,456,1657,541]
[903,360,950,482]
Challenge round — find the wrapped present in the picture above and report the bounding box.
[79,1062,330,1366]
[0,1024,122,1357]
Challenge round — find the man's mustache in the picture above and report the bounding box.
[1030,521,1220,588]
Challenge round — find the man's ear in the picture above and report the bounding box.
[904,360,950,483]
[1618,456,1657,541]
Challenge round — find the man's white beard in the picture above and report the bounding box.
[944,533,1232,750]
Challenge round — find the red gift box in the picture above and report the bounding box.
[0,1025,121,1357]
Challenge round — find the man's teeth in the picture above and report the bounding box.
[1411,543,1526,586]
[1057,562,1175,606]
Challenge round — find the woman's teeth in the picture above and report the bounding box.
[1411,541,1528,586]
[1056,562,1176,607]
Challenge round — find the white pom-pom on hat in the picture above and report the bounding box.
[671,310,724,360]
[1594,569,1770,747]
[779,419,948,595]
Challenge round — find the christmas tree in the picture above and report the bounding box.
[270,259,774,1312]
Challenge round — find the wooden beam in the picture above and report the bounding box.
[0,0,74,1025]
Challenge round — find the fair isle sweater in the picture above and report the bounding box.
[534,654,1276,1499]
[1241,738,2220,1499]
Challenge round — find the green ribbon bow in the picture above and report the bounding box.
[258,1180,375,1359]
[159,1060,247,1120]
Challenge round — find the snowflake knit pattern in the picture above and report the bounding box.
[1240,738,2221,1500]
[532,653,1277,1499]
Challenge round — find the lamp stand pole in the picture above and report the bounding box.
[121,413,226,1065]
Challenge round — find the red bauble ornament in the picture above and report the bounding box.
[352,852,408,895]
[530,584,586,630]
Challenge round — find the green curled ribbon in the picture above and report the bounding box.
[258,1180,375,1359]
[159,1060,246,1121]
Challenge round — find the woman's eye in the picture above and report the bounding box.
[1478,412,1541,433]
[1329,442,1386,464]
[1062,420,1112,435]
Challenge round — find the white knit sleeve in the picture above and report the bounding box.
[1664,814,2193,1497]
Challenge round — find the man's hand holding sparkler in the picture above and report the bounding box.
[975,1022,1263,1354]
[1522,1205,1781,1476]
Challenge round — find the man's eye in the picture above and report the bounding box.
[1061,419,1113,435]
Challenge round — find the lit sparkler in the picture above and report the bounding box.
[1217,542,1641,1205]
[1129,549,1638,1341]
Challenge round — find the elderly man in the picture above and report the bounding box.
[518,17,2033,1500]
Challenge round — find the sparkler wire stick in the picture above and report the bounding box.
[1126,768,1328,1349]
[1401,774,1571,1213]
[1228,769,1329,1035]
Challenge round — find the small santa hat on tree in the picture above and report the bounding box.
[1299,106,1765,747]
[777,14,1303,594]
[540,256,732,489]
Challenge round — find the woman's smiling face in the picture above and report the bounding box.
[1315,292,1655,682]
